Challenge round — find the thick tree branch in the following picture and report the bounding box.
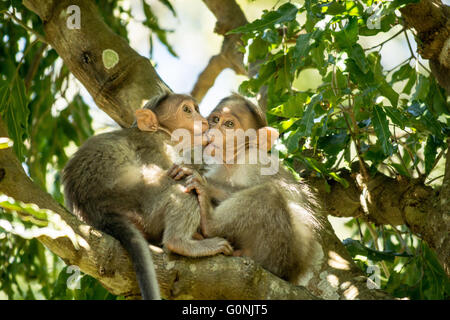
[308,165,449,276]
[191,0,248,102]
[23,0,170,127]
[400,0,450,93]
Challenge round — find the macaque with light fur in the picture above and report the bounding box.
[169,94,321,282]
[62,93,233,300]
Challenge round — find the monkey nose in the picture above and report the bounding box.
[206,131,215,143]
[202,119,209,133]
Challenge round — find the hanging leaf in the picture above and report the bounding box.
[371,106,393,156]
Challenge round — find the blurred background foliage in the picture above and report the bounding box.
[0,0,449,299]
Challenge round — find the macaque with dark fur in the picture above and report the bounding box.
[169,94,321,283]
[62,93,233,300]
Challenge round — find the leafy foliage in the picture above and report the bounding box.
[234,1,448,186]
[233,0,449,299]
[0,195,116,299]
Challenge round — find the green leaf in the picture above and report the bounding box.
[412,75,430,101]
[293,33,313,62]
[389,162,411,177]
[332,17,358,49]
[391,63,414,83]
[0,78,29,161]
[229,3,298,34]
[248,37,270,63]
[371,106,393,156]
[142,0,177,57]
[318,132,349,156]
[348,44,368,73]
[343,238,412,262]
[286,128,303,153]
[299,94,320,136]
[328,172,349,188]
[323,1,346,15]
[384,106,407,129]
[268,92,308,118]
[424,135,440,175]
[378,81,399,107]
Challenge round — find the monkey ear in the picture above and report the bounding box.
[257,126,279,151]
[135,109,159,132]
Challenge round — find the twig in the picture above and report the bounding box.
[428,148,446,177]
[3,11,47,44]
[397,139,422,177]
[426,174,444,185]
[366,222,391,278]
[390,224,411,255]
[403,30,431,74]
[386,56,413,73]
[340,79,369,181]
[364,28,405,51]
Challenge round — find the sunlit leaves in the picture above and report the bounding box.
[142,0,177,57]
[332,17,359,49]
[372,106,393,156]
[385,242,450,300]
[0,137,13,149]
[0,78,29,162]
[229,2,298,34]
[0,195,81,248]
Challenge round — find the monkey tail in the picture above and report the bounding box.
[102,212,161,300]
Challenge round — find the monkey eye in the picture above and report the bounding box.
[224,120,234,128]
[211,116,220,124]
[182,105,192,113]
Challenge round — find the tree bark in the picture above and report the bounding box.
[191,0,248,102]
[23,0,170,128]
[400,0,450,93]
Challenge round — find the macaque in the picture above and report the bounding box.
[62,93,233,300]
[170,94,322,283]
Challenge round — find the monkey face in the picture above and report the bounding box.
[155,94,209,147]
[205,101,260,162]
[205,96,279,164]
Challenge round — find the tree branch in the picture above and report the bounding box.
[308,165,449,276]
[23,0,170,127]
[191,0,248,102]
[400,0,450,92]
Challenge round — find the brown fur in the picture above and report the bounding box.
[184,94,322,282]
[62,94,232,300]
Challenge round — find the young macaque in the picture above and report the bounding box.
[62,93,233,300]
[169,94,322,283]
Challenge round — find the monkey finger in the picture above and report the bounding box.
[186,175,204,186]
[184,182,201,194]
[173,171,186,180]
[222,242,234,256]
[167,164,181,178]
[184,184,195,193]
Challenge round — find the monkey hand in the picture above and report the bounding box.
[167,164,193,180]
[184,172,207,196]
